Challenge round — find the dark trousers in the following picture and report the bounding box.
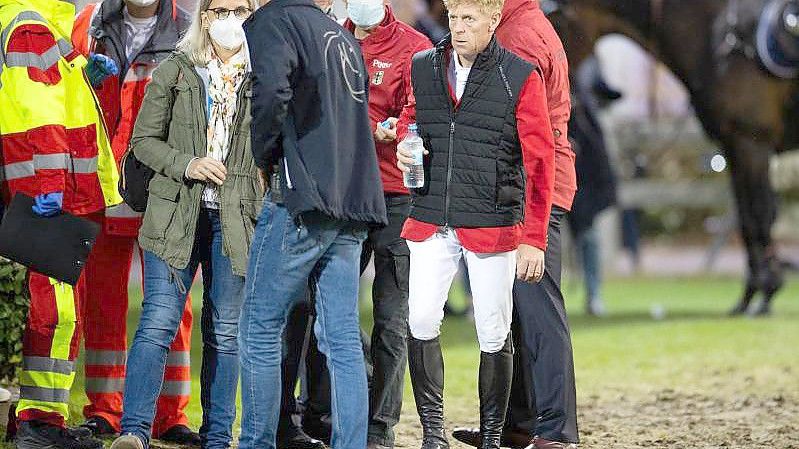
[278,297,326,436]
[358,195,411,447]
[506,206,579,444]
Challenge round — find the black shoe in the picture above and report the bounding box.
[157,424,201,447]
[452,428,481,448]
[80,416,116,437]
[302,417,332,446]
[277,425,326,449]
[478,335,513,449]
[452,428,532,449]
[408,337,449,449]
[15,420,104,449]
[65,427,94,440]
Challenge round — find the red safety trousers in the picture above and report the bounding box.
[81,219,193,436]
[73,0,195,435]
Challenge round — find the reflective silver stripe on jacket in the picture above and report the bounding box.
[1,156,98,182]
[5,43,61,71]
[0,10,74,88]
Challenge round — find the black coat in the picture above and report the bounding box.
[244,0,388,226]
[567,57,618,235]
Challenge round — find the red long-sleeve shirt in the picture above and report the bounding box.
[496,0,575,211]
[344,7,433,194]
[402,58,555,252]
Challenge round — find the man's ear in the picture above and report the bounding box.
[489,11,502,32]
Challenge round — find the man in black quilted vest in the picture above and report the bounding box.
[395,0,555,447]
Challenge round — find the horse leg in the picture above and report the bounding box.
[725,137,784,316]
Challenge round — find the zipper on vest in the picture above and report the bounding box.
[444,121,455,226]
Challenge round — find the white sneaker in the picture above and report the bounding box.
[586,298,607,317]
[110,434,145,449]
[0,387,11,402]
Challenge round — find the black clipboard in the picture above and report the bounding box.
[0,193,100,285]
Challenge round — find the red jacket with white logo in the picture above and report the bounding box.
[72,0,188,235]
[496,0,575,211]
[344,7,432,195]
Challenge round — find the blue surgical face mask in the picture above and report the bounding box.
[347,0,385,29]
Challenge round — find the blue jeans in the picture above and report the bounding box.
[238,200,368,449]
[577,225,601,302]
[121,209,244,449]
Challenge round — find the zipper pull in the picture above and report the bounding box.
[450,122,455,134]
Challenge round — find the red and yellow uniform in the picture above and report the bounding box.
[71,0,193,436]
[0,0,121,426]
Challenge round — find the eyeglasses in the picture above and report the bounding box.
[207,6,252,19]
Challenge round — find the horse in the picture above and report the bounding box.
[548,0,798,315]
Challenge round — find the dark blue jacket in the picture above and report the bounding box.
[244,0,388,226]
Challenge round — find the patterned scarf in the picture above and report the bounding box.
[202,50,248,208]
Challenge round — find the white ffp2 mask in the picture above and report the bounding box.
[126,0,158,7]
[347,0,385,29]
[209,16,246,51]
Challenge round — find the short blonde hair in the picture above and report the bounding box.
[176,0,260,66]
[443,0,504,15]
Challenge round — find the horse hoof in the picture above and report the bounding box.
[728,302,750,316]
[751,301,773,317]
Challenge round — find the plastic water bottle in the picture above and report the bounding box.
[400,124,425,188]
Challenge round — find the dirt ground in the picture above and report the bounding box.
[390,390,799,449]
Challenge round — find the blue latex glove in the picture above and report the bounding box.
[32,192,64,217]
[86,53,119,87]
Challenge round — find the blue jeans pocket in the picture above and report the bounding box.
[281,215,319,255]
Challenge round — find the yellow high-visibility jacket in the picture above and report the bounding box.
[0,0,121,214]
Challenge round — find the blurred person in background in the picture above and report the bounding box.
[449,0,579,447]
[389,0,446,43]
[622,155,647,272]
[71,0,198,443]
[107,0,260,448]
[238,0,388,447]
[396,0,555,446]
[567,55,622,317]
[343,1,431,447]
[0,0,122,447]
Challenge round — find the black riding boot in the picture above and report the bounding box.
[408,337,449,449]
[478,335,514,449]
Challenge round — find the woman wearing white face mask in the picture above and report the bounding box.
[109,1,259,449]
